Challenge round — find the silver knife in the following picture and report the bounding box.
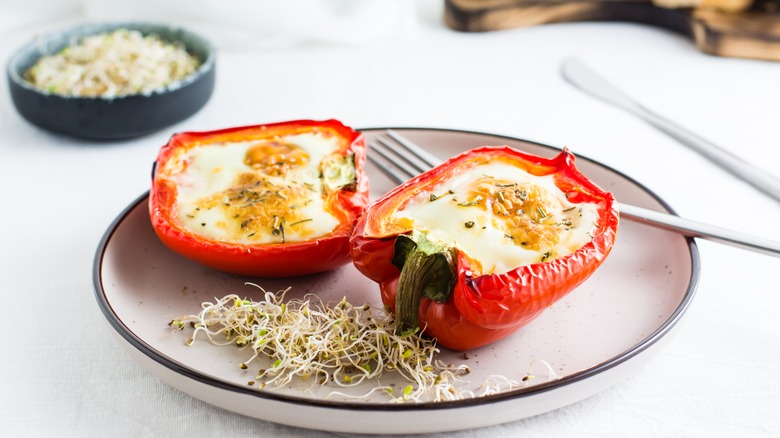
[561,57,780,203]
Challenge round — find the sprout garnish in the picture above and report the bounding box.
[170,284,558,402]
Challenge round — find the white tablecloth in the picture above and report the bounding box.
[2,1,779,436]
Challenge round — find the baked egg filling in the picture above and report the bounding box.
[163,132,348,244]
[394,161,600,275]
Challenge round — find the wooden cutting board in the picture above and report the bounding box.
[444,0,780,61]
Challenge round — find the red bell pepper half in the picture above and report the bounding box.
[350,146,618,351]
[150,119,369,277]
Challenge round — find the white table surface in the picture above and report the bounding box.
[2,1,779,436]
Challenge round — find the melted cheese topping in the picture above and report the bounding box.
[395,162,600,275]
[164,132,343,244]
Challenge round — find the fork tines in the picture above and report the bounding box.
[367,130,441,185]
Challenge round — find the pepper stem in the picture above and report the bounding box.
[392,232,456,333]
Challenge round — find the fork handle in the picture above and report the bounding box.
[618,202,780,257]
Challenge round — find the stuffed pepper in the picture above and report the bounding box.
[150,119,369,277]
[350,146,618,350]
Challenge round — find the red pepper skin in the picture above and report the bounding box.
[350,146,618,351]
[149,119,369,278]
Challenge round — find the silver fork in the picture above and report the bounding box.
[367,129,780,257]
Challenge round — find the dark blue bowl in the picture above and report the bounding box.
[7,22,216,141]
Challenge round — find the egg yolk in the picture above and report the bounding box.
[244,141,310,176]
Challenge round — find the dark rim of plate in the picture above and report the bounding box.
[92,127,701,412]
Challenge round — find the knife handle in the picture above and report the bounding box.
[633,106,780,203]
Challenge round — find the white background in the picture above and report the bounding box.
[1,0,779,436]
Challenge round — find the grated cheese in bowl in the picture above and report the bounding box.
[25,28,201,98]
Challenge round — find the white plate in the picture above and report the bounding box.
[93,128,699,434]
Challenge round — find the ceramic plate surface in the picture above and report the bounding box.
[93,128,699,434]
